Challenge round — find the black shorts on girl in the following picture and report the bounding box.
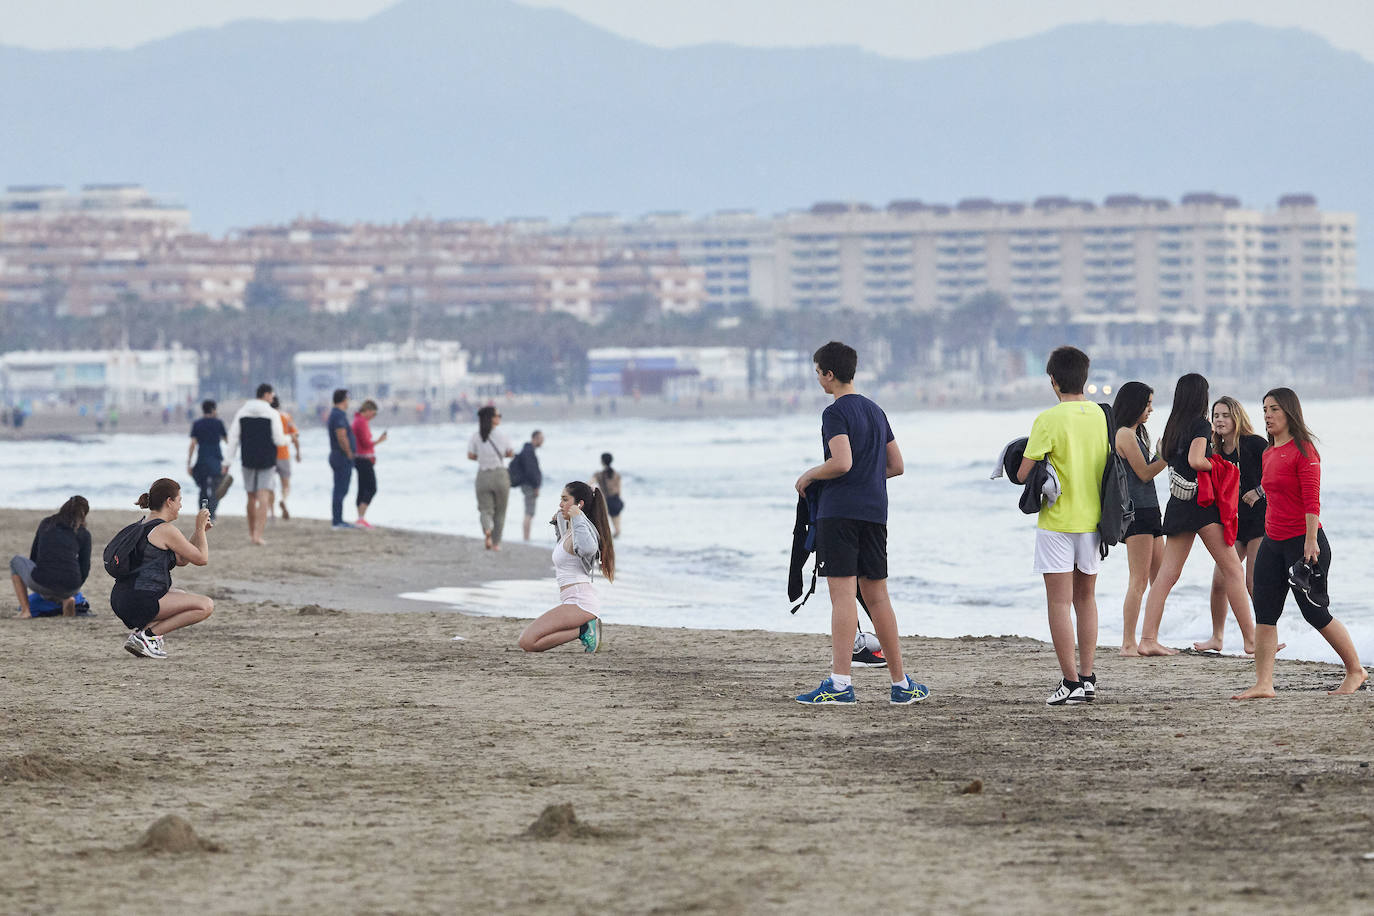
[110,582,163,630]
[815,518,887,580]
[1252,529,1332,629]
[1125,506,1163,539]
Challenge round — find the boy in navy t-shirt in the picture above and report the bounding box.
[793,341,929,706]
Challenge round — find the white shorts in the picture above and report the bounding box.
[1033,529,1102,575]
[558,582,601,617]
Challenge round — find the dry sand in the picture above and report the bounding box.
[2,508,1372,914]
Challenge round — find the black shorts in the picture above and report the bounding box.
[1252,529,1332,630]
[110,583,163,630]
[815,518,887,580]
[1236,505,1266,545]
[1125,506,1163,539]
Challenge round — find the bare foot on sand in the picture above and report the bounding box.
[483,532,493,550]
[1193,637,1223,653]
[1231,684,1276,700]
[1138,639,1179,657]
[251,538,267,546]
[1329,670,1368,695]
[1119,644,1141,657]
[1241,642,1286,656]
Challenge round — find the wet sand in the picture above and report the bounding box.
[2,508,1372,914]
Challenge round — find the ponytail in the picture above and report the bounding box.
[137,478,181,511]
[564,479,615,582]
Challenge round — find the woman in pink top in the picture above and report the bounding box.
[351,400,387,529]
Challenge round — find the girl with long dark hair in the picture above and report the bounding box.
[517,480,616,653]
[1137,374,1254,656]
[10,495,91,618]
[1194,396,1268,654]
[111,478,214,659]
[1110,383,1167,655]
[1234,389,1365,698]
[467,405,514,550]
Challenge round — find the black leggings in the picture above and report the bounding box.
[1252,529,1332,629]
[354,458,377,507]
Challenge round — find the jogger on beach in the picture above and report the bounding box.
[1233,388,1366,699]
[793,341,927,706]
[1015,347,1108,705]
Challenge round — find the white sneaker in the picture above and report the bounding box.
[1046,678,1086,706]
[1079,674,1096,702]
[124,630,167,659]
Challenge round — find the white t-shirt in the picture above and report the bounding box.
[468,429,513,470]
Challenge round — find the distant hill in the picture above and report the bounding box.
[3,0,1371,283]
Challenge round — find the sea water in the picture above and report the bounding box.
[5,400,1372,667]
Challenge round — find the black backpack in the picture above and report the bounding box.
[1096,403,1135,558]
[507,448,527,488]
[103,518,157,579]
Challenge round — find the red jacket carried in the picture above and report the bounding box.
[1197,454,1240,546]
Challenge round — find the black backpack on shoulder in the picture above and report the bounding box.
[1096,403,1135,559]
[103,518,156,579]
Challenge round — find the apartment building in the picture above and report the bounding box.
[563,193,1357,315]
[291,340,502,405]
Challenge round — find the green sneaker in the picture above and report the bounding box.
[578,618,601,653]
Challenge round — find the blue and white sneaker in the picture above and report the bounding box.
[890,676,929,705]
[578,618,600,653]
[795,677,857,705]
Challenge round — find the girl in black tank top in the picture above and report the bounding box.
[110,478,217,660]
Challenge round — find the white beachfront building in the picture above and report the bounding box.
[586,346,812,398]
[291,339,503,407]
[0,346,199,407]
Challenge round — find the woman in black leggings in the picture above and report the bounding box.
[1233,388,1365,698]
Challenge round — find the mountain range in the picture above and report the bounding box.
[2,0,1371,283]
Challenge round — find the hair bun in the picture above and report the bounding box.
[135,493,150,508]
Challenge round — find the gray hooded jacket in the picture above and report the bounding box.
[553,511,601,578]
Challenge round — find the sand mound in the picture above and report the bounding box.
[960,779,984,795]
[297,604,342,616]
[0,752,114,783]
[134,815,221,854]
[524,804,601,840]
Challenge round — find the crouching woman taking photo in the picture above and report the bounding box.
[109,478,215,660]
[517,480,615,654]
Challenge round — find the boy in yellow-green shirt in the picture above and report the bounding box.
[1016,346,1109,706]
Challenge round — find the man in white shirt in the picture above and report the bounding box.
[224,382,288,545]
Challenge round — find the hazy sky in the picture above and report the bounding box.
[1,0,1371,61]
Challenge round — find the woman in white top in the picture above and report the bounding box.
[466,405,514,550]
[517,480,616,653]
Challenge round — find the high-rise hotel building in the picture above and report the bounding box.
[562,193,1356,316]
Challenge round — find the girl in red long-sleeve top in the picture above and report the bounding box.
[1233,388,1366,699]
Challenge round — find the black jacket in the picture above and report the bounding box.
[29,516,92,593]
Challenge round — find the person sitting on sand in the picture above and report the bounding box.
[10,496,92,618]
[1233,388,1366,699]
[1137,374,1254,656]
[110,478,214,660]
[517,480,615,653]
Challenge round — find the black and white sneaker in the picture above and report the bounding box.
[1046,678,1086,706]
[1079,673,1096,702]
[851,646,888,668]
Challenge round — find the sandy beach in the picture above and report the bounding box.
[2,507,1372,914]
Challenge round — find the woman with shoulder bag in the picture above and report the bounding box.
[467,405,515,550]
